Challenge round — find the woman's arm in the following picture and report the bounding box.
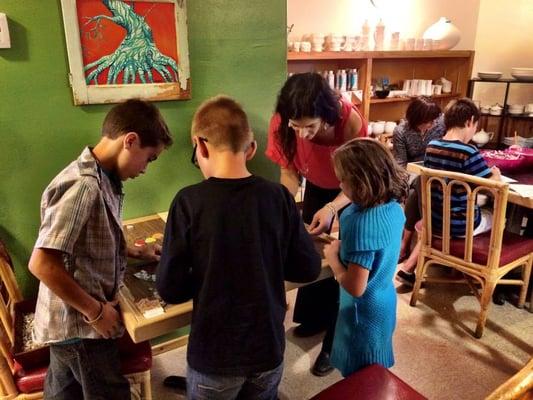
[392,126,408,168]
[324,240,369,297]
[308,192,351,235]
[280,167,300,197]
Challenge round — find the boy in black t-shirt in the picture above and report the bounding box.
[156,95,321,400]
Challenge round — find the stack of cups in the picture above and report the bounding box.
[389,32,400,50]
[311,34,325,52]
[404,38,415,51]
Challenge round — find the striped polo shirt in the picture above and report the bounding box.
[424,139,492,237]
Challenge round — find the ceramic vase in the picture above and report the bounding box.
[423,17,461,50]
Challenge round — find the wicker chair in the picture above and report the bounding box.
[485,357,533,400]
[0,241,153,400]
[410,167,533,338]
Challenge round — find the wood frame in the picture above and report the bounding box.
[60,0,190,105]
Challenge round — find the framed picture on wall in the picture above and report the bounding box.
[60,0,190,105]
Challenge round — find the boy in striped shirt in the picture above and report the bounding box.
[397,98,501,285]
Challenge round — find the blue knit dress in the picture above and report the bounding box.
[330,201,405,377]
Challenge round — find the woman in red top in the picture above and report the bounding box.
[266,72,367,376]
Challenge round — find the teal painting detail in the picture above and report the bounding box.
[83,0,179,85]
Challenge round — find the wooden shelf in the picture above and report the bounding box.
[370,93,460,104]
[288,50,474,121]
[287,50,474,61]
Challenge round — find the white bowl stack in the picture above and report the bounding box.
[511,67,533,81]
[508,104,525,115]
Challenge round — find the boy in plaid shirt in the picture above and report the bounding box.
[29,99,172,399]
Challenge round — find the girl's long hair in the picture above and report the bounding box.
[333,138,409,209]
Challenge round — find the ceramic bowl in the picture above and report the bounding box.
[374,89,390,99]
[478,71,502,80]
[384,121,397,134]
[372,121,385,134]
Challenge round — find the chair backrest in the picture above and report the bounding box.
[0,242,22,347]
[418,166,509,269]
[0,240,23,396]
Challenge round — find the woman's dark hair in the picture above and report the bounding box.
[333,138,409,209]
[444,98,480,130]
[275,73,341,163]
[405,96,441,132]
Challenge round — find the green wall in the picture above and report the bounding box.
[0,1,287,297]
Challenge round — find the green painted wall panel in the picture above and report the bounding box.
[0,1,286,297]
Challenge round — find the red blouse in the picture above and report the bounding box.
[265,98,367,189]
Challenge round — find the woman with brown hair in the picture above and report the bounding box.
[266,72,367,376]
[392,97,445,278]
[392,96,445,168]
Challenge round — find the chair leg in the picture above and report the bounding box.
[518,258,532,309]
[409,255,427,307]
[475,281,497,338]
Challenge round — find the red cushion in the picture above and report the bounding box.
[13,334,152,394]
[432,231,533,266]
[117,333,153,374]
[13,361,47,394]
[310,364,426,400]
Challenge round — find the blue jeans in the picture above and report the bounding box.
[44,339,130,400]
[187,362,283,400]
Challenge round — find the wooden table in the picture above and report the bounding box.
[406,162,533,209]
[119,214,331,343]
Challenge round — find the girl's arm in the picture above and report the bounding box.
[324,240,370,297]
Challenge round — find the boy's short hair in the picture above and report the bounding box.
[191,95,252,152]
[102,99,173,148]
[444,98,480,131]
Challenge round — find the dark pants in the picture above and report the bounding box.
[294,180,340,354]
[44,339,130,400]
[404,177,422,231]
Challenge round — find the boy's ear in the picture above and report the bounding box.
[465,116,476,129]
[124,132,139,149]
[196,136,209,160]
[246,140,257,161]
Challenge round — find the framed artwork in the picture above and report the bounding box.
[60,0,190,105]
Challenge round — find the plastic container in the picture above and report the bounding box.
[481,150,527,173]
[13,299,50,369]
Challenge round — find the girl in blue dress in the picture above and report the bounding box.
[324,138,409,377]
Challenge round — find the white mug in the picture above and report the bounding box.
[525,103,533,113]
[293,42,301,52]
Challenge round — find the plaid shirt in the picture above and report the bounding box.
[33,147,127,343]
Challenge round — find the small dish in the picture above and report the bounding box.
[477,71,502,80]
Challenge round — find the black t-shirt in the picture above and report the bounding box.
[156,175,321,375]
